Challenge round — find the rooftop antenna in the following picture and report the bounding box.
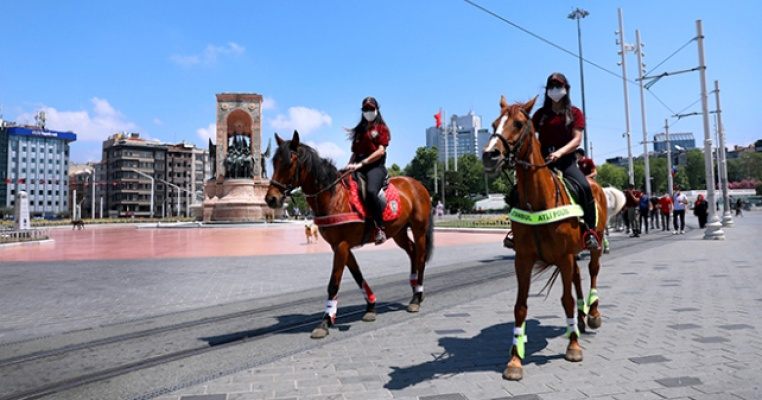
[35,110,47,130]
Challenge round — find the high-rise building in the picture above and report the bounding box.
[100,133,210,218]
[653,132,695,153]
[425,111,491,164]
[1,121,76,217]
[101,132,167,218]
[165,142,208,217]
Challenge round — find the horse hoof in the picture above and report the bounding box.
[310,326,329,339]
[406,303,420,313]
[361,312,376,322]
[587,315,602,329]
[565,348,583,362]
[502,365,523,381]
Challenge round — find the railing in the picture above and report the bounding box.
[0,228,50,244]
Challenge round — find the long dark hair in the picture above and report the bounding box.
[348,96,388,142]
[538,72,574,128]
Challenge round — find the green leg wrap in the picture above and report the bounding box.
[587,288,599,308]
[577,298,589,315]
[565,317,581,338]
[513,322,527,359]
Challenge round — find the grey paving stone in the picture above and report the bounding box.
[180,395,226,400]
[655,376,702,388]
[434,329,467,335]
[338,375,383,384]
[667,323,701,330]
[628,355,670,364]
[489,395,541,400]
[419,394,469,400]
[444,313,471,318]
[717,324,754,330]
[672,307,700,312]
[692,336,730,344]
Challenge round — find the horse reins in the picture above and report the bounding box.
[269,149,351,199]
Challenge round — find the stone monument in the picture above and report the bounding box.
[14,191,30,230]
[202,93,275,222]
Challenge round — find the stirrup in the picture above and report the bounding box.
[503,230,514,248]
[583,229,600,251]
[374,228,387,245]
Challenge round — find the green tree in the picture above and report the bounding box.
[442,170,474,213]
[684,149,705,189]
[737,152,762,181]
[286,191,308,217]
[457,154,487,196]
[597,163,628,189]
[403,147,438,194]
[388,163,402,177]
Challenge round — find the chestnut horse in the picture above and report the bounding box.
[265,131,434,339]
[482,96,607,381]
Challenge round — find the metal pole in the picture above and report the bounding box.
[72,189,77,220]
[569,8,590,154]
[91,173,95,219]
[665,119,673,199]
[433,160,438,194]
[635,30,651,196]
[696,20,724,240]
[451,115,458,172]
[617,8,635,185]
[714,80,733,227]
[99,196,103,219]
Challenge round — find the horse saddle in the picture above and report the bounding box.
[346,173,400,222]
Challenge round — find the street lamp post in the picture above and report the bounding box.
[129,168,154,218]
[635,30,651,197]
[568,7,590,155]
[616,8,635,185]
[695,20,724,240]
[713,80,733,227]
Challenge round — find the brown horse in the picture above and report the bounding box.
[481,96,607,381]
[265,131,434,339]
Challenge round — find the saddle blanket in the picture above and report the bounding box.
[312,176,401,228]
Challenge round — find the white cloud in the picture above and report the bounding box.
[306,141,346,161]
[196,122,216,143]
[269,106,332,135]
[16,97,137,141]
[262,97,276,110]
[170,42,245,67]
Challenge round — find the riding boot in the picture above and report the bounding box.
[503,229,514,248]
[374,224,387,245]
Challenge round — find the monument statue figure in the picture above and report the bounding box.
[224,121,255,179]
[260,138,272,179]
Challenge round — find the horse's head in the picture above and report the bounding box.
[481,95,537,174]
[265,130,302,209]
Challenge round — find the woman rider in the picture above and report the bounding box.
[344,96,391,245]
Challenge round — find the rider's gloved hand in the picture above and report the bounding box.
[344,162,363,172]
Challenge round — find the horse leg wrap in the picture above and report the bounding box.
[513,322,527,359]
[587,288,599,308]
[409,273,418,288]
[324,299,338,325]
[565,317,581,338]
[361,281,376,304]
[577,298,589,315]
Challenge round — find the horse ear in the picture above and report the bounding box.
[524,95,538,114]
[290,130,300,150]
[499,95,509,110]
[275,133,284,146]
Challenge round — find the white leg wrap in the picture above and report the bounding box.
[415,285,424,293]
[325,299,338,318]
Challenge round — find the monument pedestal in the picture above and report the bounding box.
[202,178,274,222]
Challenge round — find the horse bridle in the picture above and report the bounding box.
[489,110,538,171]
[269,149,350,199]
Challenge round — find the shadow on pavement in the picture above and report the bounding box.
[200,302,408,346]
[385,319,564,390]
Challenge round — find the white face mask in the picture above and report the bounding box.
[363,110,377,122]
[547,87,567,102]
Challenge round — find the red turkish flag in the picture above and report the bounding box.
[3,178,10,184]
[18,178,26,184]
[434,110,442,129]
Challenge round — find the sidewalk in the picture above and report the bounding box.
[160,213,762,400]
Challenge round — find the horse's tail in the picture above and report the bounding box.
[425,209,434,262]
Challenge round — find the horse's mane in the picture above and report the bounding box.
[274,141,339,194]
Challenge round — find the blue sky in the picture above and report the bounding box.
[1,1,758,168]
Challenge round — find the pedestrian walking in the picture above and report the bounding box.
[659,192,673,231]
[672,188,688,234]
[624,184,642,237]
[735,198,744,217]
[650,195,661,230]
[638,190,651,234]
[693,194,708,228]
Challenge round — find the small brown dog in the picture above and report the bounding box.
[305,222,319,244]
